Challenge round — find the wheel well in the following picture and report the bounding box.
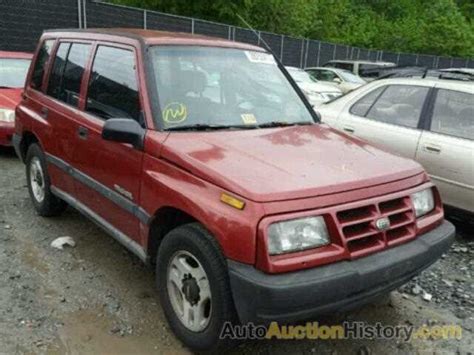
[20,131,39,162]
[148,207,197,264]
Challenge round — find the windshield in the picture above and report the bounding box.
[286,68,318,84]
[149,46,314,130]
[0,58,31,88]
[338,70,366,84]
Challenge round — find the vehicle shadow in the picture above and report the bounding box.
[0,147,17,159]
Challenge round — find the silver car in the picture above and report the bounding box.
[305,67,366,93]
[318,78,474,214]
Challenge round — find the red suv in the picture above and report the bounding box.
[14,29,454,350]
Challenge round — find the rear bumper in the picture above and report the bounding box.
[228,220,455,324]
[0,123,14,146]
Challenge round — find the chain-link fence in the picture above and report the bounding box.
[1,0,473,69]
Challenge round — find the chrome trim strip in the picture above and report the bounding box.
[51,186,147,262]
[45,153,151,225]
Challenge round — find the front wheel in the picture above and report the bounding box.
[156,223,238,351]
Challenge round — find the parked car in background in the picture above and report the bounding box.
[0,51,32,146]
[14,29,455,351]
[318,78,474,215]
[376,66,474,82]
[323,60,396,81]
[305,67,366,93]
[285,66,342,106]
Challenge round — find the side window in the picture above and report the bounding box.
[366,85,429,128]
[31,39,54,90]
[47,42,91,107]
[431,89,473,140]
[86,46,142,125]
[349,86,385,117]
[334,62,353,71]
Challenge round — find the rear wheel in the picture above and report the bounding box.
[156,223,238,351]
[26,143,67,216]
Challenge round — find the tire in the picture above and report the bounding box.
[25,143,67,216]
[156,223,238,351]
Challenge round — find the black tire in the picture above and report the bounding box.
[25,143,67,216]
[156,223,238,351]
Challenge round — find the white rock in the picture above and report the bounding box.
[422,291,433,302]
[51,236,76,250]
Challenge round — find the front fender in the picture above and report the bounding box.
[140,155,266,265]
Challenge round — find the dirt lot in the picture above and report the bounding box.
[0,148,472,354]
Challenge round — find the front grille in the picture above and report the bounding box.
[336,195,416,258]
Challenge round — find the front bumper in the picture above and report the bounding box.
[0,123,14,147]
[228,220,455,324]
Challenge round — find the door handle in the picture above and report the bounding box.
[424,144,441,153]
[343,126,355,133]
[77,126,89,140]
[40,107,48,119]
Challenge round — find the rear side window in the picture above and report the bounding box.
[31,39,54,90]
[431,89,473,140]
[332,62,353,71]
[47,42,91,107]
[86,46,142,125]
[350,86,385,117]
[366,85,429,128]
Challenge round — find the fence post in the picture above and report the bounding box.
[228,26,232,40]
[191,18,195,34]
[396,53,400,65]
[77,0,82,28]
[357,48,360,60]
[280,35,284,61]
[143,10,147,29]
[299,39,305,68]
[332,44,336,59]
[316,41,321,66]
[304,39,309,68]
[83,0,87,29]
[257,31,261,45]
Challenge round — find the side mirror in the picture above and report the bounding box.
[333,77,342,83]
[102,118,145,150]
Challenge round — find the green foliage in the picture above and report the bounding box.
[110,0,473,58]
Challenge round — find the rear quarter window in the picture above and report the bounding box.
[31,39,54,90]
[431,89,474,140]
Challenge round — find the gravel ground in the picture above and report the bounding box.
[0,147,472,354]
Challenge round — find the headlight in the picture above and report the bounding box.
[268,216,330,255]
[410,188,435,218]
[0,109,15,123]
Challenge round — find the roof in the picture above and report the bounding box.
[327,59,395,65]
[44,28,264,52]
[0,51,33,59]
[369,77,474,92]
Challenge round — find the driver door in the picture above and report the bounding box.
[72,43,145,242]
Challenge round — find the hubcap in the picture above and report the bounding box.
[167,251,212,332]
[29,157,45,203]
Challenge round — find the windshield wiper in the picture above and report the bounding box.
[165,124,258,131]
[257,121,314,128]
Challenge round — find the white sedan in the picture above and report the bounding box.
[305,67,366,93]
[318,78,474,215]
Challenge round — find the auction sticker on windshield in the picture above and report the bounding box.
[244,50,276,65]
[241,113,257,125]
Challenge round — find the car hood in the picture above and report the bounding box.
[297,81,341,93]
[0,88,22,110]
[161,125,424,202]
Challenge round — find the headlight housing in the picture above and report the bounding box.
[0,109,15,123]
[268,216,330,255]
[410,188,435,218]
